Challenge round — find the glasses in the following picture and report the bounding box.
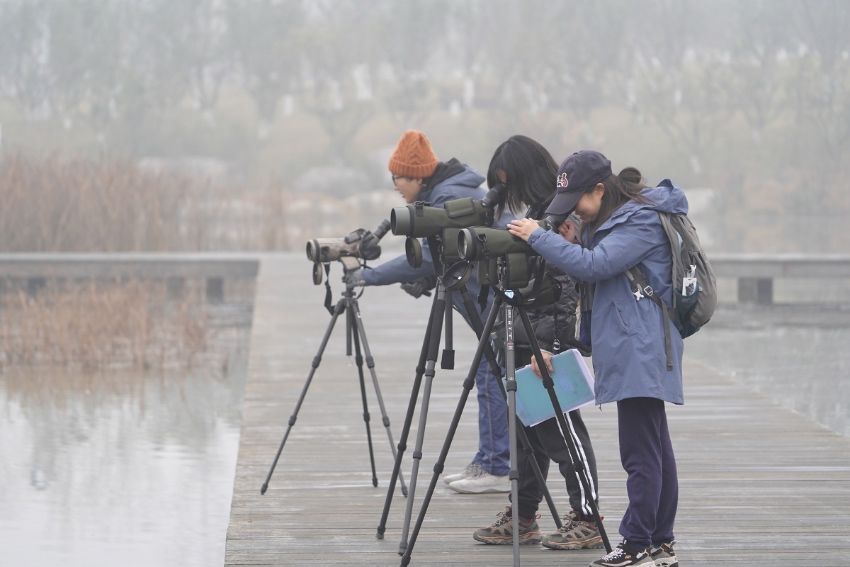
[391,174,410,184]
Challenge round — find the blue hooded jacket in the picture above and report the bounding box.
[527,180,687,405]
[362,163,514,323]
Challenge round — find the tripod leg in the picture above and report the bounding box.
[517,306,612,553]
[348,297,408,495]
[457,287,563,530]
[376,288,441,539]
[399,293,502,567]
[503,300,521,566]
[397,284,447,556]
[348,301,379,487]
[260,299,345,495]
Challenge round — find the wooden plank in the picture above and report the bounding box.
[226,253,850,566]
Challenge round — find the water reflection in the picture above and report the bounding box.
[686,303,850,438]
[2,298,847,566]
[0,322,250,567]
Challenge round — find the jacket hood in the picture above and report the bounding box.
[644,179,688,215]
[418,160,484,202]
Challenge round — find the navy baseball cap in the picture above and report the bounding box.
[545,150,612,215]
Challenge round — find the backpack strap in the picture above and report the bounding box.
[624,266,673,370]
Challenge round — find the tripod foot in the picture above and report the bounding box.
[260,483,268,495]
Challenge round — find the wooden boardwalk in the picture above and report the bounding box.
[225,254,850,566]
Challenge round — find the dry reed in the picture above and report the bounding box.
[0,152,296,252]
[0,280,212,371]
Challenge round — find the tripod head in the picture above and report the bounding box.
[482,254,561,309]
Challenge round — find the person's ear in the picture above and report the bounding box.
[593,182,605,197]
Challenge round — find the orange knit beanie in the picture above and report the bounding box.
[388,130,439,179]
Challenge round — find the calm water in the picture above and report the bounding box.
[685,303,850,439]
[0,305,251,567]
[1,301,847,567]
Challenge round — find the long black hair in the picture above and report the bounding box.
[486,135,558,218]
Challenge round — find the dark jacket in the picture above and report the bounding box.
[512,200,580,354]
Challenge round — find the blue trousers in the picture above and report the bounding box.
[451,291,510,476]
[617,397,678,549]
[469,357,511,475]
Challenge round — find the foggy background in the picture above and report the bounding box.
[0,0,848,253]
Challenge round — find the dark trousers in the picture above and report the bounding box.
[617,397,678,549]
[512,349,599,520]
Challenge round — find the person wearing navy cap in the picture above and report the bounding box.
[508,150,685,567]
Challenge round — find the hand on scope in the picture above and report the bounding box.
[358,231,382,261]
[400,276,435,298]
[343,268,365,287]
[507,218,540,241]
[559,220,578,243]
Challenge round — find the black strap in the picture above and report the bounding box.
[624,267,673,370]
[477,283,490,313]
[322,264,335,315]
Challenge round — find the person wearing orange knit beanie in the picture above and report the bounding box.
[343,129,515,494]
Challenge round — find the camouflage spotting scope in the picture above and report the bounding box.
[306,219,391,285]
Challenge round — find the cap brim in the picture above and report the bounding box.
[545,190,582,216]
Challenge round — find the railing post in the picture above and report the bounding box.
[738,277,773,304]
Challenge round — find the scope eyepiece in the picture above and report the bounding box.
[480,183,507,210]
[542,213,568,232]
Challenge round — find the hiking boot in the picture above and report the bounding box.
[472,507,541,545]
[541,512,604,550]
[650,541,678,567]
[590,542,653,566]
[443,462,482,485]
[447,468,510,494]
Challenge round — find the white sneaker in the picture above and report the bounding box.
[443,463,482,485]
[448,469,511,494]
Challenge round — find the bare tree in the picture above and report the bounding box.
[226,0,302,139]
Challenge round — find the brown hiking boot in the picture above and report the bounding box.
[541,512,604,550]
[472,506,541,545]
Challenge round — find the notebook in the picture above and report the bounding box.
[503,349,595,427]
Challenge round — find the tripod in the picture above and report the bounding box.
[398,280,612,567]
[260,259,407,496]
[375,255,563,555]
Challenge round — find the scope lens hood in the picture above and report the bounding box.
[390,206,412,236]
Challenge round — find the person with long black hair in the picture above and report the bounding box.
[471,135,603,551]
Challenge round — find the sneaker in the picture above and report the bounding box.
[542,512,604,550]
[590,542,653,566]
[650,541,678,567]
[443,462,482,485]
[472,507,541,545]
[447,468,510,494]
